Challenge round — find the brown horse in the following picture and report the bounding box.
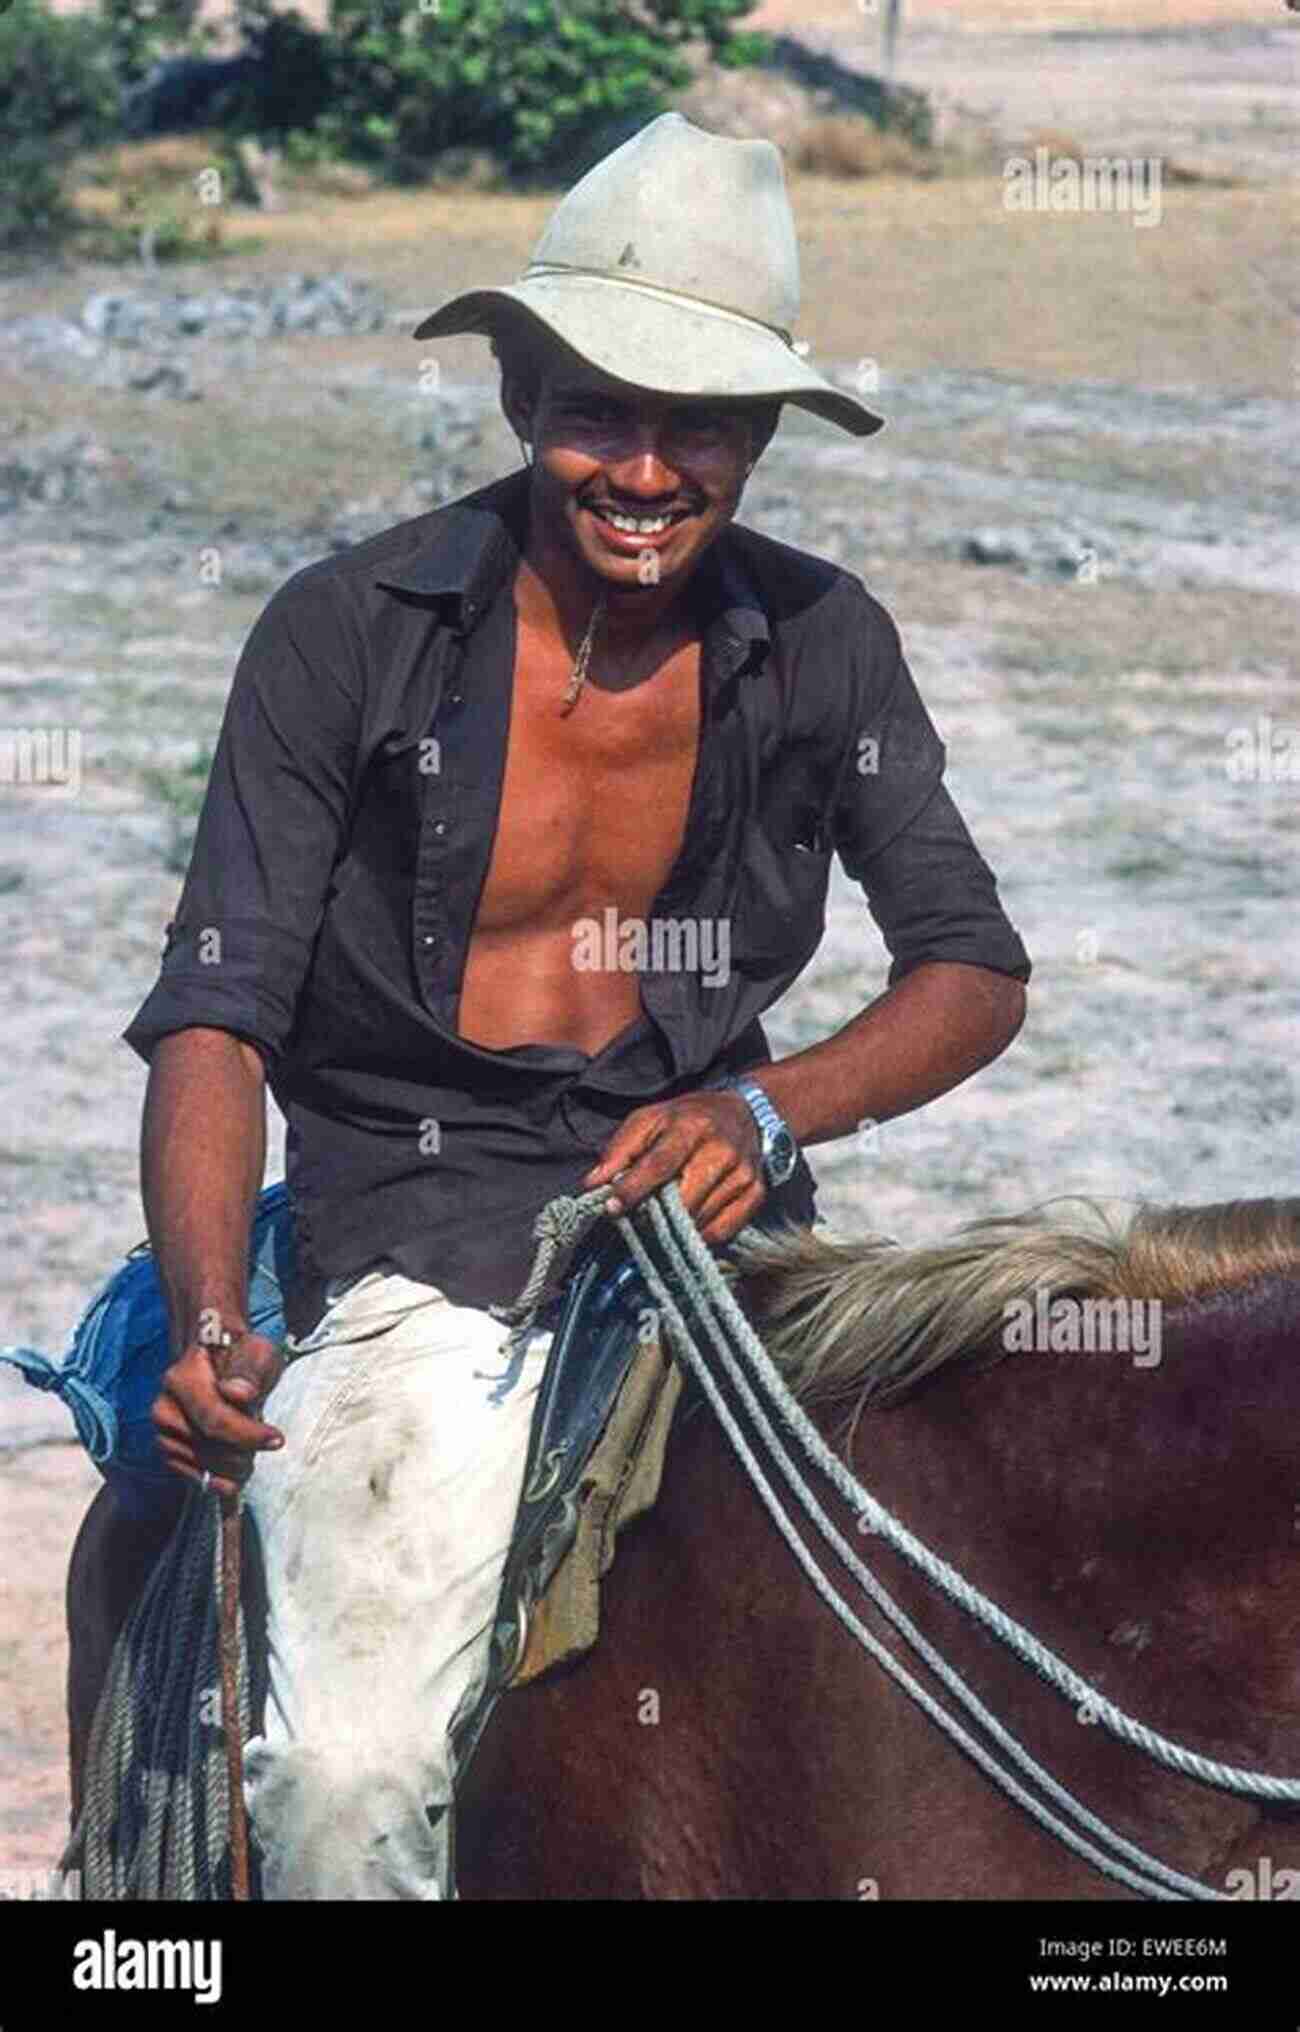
[68,1194,1300,1898]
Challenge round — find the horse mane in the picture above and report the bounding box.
[720,1194,1300,1431]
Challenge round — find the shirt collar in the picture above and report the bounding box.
[373,466,770,677]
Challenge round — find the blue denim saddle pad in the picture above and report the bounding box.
[0,1182,296,1519]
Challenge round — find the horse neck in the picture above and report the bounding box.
[853,1271,1300,1777]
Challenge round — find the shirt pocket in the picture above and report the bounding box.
[730,807,832,974]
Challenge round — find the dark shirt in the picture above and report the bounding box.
[122,467,1031,1336]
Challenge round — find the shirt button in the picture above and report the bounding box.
[433,819,447,836]
[423,934,436,946]
[447,691,463,707]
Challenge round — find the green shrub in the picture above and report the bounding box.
[0,0,120,250]
[308,0,760,184]
[714,28,772,68]
[100,0,203,87]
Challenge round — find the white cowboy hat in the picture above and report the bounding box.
[413,111,884,439]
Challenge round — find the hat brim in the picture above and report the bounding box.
[413,273,884,439]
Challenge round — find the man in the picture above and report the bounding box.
[123,112,1030,1899]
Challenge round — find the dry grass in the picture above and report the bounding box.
[787,175,1292,395]
[52,169,1287,397]
[791,116,938,178]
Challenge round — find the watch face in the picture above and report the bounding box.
[766,1129,797,1185]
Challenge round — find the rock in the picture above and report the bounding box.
[0,315,102,373]
[961,524,1109,578]
[174,296,209,336]
[84,276,390,345]
[81,295,127,341]
[0,433,114,514]
[125,359,196,400]
[962,527,1033,568]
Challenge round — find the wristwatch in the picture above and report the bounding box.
[712,1074,799,1188]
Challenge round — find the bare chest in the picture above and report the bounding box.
[475,626,704,935]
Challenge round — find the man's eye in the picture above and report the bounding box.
[675,410,728,432]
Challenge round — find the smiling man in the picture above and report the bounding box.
[121,112,1030,1900]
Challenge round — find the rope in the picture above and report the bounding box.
[62,1483,255,1899]
[487,1190,611,1332]
[219,1493,251,1900]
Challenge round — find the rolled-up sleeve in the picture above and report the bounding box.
[122,567,362,1069]
[830,598,1032,989]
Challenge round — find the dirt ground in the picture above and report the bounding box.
[1,3,1296,1881]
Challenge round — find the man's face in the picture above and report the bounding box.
[510,358,769,596]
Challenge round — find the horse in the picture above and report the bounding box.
[67,1193,1300,1898]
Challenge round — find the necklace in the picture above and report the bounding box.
[559,594,607,715]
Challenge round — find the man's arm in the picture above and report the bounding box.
[142,1026,267,1354]
[144,1027,286,1497]
[124,573,363,1492]
[582,962,1024,1239]
[733,960,1025,1149]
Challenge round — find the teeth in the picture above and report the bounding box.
[596,510,678,535]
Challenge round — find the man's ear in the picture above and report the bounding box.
[499,373,537,449]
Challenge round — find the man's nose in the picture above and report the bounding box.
[604,426,683,491]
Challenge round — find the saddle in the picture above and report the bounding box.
[449,1219,686,1783]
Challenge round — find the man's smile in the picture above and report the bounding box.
[579,498,700,552]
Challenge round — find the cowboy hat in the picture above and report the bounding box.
[413,111,883,439]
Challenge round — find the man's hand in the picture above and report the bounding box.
[581,1090,767,1246]
[152,1329,286,1500]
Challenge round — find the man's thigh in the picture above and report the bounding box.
[244,1267,552,1753]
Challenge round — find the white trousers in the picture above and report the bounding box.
[240,1264,554,1899]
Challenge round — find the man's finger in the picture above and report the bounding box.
[217,1372,282,1434]
[582,1109,670,1187]
[215,1336,283,1393]
[164,1379,283,1452]
[694,1175,765,1242]
[611,1124,742,1213]
[596,1147,689,1212]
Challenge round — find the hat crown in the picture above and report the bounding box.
[528,113,800,335]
